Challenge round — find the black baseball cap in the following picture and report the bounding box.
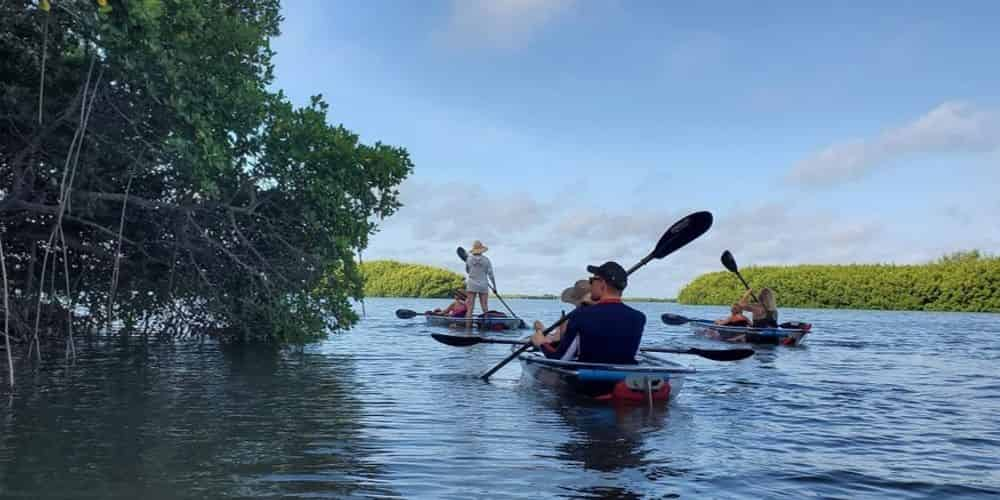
[586,261,628,290]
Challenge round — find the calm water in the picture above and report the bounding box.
[1,298,998,499]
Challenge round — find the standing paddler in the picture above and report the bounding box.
[464,240,495,326]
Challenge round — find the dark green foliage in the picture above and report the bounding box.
[678,251,1000,312]
[1,1,412,345]
[361,261,464,298]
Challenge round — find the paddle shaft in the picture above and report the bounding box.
[432,334,752,361]
[479,315,567,380]
[735,272,759,303]
[723,251,759,303]
[489,283,522,323]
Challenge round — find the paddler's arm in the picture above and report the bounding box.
[533,315,579,359]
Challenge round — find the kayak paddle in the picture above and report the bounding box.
[395,309,425,319]
[721,250,758,303]
[660,313,710,325]
[642,346,754,361]
[431,333,753,361]
[478,210,714,380]
[457,246,527,328]
[397,308,514,323]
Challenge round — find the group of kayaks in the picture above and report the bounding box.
[412,212,811,407]
[418,308,811,406]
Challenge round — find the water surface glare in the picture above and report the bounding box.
[2,298,998,498]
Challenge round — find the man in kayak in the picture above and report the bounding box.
[530,261,646,364]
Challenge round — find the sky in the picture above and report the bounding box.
[270,0,1000,298]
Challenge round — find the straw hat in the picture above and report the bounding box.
[470,240,488,255]
[560,279,594,307]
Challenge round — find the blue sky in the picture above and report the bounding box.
[271,0,1000,297]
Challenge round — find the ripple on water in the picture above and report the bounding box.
[1,299,999,498]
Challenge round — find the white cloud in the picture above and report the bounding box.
[368,180,997,297]
[437,0,575,50]
[388,179,557,245]
[788,101,1000,186]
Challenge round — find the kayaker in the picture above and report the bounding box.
[715,304,750,327]
[530,261,646,364]
[464,240,495,323]
[428,290,468,317]
[737,287,779,328]
[531,279,595,344]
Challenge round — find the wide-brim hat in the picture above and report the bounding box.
[470,240,488,254]
[560,279,594,307]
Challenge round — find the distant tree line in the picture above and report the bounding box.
[361,261,464,298]
[678,251,1000,312]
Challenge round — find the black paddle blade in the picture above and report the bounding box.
[457,247,468,262]
[660,313,691,325]
[690,347,755,361]
[395,309,419,319]
[642,346,755,361]
[721,250,739,273]
[431,333,483,347]
[652,211,713,260]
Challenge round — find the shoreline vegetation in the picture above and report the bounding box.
[360,260,680,302]
[678,251,1000,313]
[365,253,1000,313]
[361,261,464,298]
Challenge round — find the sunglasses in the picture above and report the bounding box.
[588,276,604,284]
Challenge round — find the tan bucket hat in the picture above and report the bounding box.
[470,240,488,255]
[560,279,594,307]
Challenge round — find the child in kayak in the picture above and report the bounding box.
[464,240,495,323]
[428,290,468,317]
[531,279,595,344]
[715,304,750,327]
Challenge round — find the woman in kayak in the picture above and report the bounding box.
[737,287,779,328]
[428,290,468,317]
[464,240,495,323]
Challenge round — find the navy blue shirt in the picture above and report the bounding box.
[540,300,646,364]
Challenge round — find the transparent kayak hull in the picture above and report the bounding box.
[425,314,526,330]
[518,352,694,405]
[689,320,810,346]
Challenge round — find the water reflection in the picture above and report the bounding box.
[522,380,691,499]
[555,403,666,472]
[2,299,998,499]
[0,342,397,499]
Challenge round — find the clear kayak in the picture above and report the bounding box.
[688,319,811,346]
[518,351,694,405]
[425,312,527,330]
